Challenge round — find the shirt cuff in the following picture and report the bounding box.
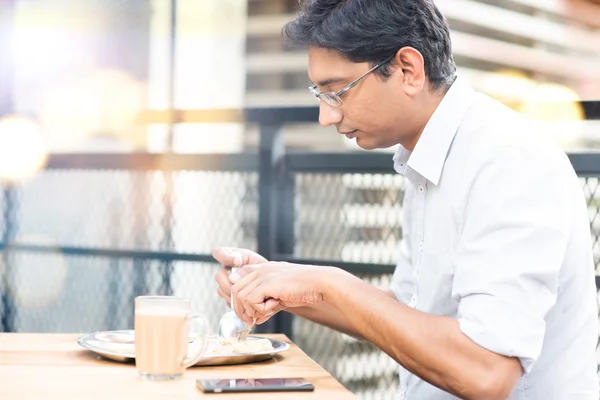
[457,294,547,374]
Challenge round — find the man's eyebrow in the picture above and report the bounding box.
[313,77,345,88]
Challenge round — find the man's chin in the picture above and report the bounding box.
[355,137,380,151]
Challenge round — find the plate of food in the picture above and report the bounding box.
[77,330,290,366]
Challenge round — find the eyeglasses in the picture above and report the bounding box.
[308,54,395,107]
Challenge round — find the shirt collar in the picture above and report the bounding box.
[393,76,475,185]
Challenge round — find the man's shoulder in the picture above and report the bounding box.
[455,93,569,169]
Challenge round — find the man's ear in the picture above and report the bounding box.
[394,47,426,96]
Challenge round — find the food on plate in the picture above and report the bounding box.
[203,337,274,356]
[93,332,274,357]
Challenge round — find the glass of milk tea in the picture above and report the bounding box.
[134,296,209,380]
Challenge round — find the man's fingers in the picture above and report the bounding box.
[230,250,243,267]
[250,297,280,316]
[231,271,260,324]
[230,263,271,283]
[211,247,232,265]
[234,276,264,323]
[244,284,281,322]
[254,304,285,325]
[229,262,287,324]
[212,247,243,267]
[215,269,232,297]
[262,298,280,313]
[216,287,230,306]
[231,269,276,324]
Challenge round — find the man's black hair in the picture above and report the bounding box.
[283,0,457,90]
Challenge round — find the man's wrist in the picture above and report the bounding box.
[317,266,354,304]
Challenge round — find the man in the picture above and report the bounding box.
[213,0,599,398]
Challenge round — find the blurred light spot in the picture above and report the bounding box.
[477,69,536,107]
[519,83,585,149]
[37,69,146,148]
[518,83,585,121]
[0,116,48,182]
[6,235,68,309]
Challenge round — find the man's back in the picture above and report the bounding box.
[391,81,599,398]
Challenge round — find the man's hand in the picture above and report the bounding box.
[229,262,326,325]
[212,247,267,307]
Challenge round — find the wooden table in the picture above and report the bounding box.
[0,333,354,399]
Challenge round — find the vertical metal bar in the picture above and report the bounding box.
[160,0,178,295]
[132,173,150,303]
[257,124,284,260]
[278,165,296,257]
[273,163,296,339]
[161,179,174,296]
[106,194,122,329]
[0,187,8,332]
[255,123,285,334]
[107,256,120,330]
[1,186,17,332]
[131,172,149,313]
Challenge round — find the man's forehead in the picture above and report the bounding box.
[307,47,357,85]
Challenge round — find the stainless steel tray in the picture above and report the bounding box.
[77,330,290,366]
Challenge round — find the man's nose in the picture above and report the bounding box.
[318,101,343,127]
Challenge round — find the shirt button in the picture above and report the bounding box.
[409,296,417,308]
[418,185,425,193]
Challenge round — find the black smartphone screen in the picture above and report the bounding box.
[196,378,315,393]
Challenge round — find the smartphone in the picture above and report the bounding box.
[196,378,315,393]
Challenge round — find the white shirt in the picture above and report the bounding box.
[390,77,599,399]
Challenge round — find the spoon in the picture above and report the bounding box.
[217,267,253,341]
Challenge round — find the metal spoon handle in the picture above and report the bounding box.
[230,267,238,310]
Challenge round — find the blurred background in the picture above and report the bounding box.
[0,0,599,398]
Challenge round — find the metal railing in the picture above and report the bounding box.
[1,104,600,331]
[0,104,599,399]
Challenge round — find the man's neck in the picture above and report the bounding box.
[400,87,447,151]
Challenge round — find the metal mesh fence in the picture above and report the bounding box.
[1,168,600,399]
[295,174,600,268]
[584,177,600,271]
[293,173,405,398]
[294,274,400,399]
[6,170,258,252]
[0,182,4,238]
[292,173,600,399]
[1,168,258,332]
[295,173,405,263]
[6,255,228,334]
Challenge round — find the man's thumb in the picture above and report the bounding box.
[230,250,243,267]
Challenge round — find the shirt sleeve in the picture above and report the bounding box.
[453,145,575,373]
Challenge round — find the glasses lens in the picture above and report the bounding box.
[320,92,342,107]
